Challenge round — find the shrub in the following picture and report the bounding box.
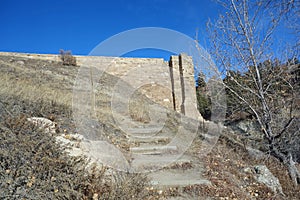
[196,73,211,120]
[59,49,77,66]
[196,90,211,120]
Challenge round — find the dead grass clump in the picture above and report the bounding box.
[0,95,71,124]
[0,115,86,199]
[0,73,73,108]
[194,134,300,200]
[201,142,274,199]
[79,164,150,200]
[167,162,193,170]
[59,49,77,66]
[0,115,151,199]
[0,88,151,199]
[219,128,300,199]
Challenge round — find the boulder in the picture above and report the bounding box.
[253,165,284,195]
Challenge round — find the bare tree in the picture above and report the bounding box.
[203,0,300,185]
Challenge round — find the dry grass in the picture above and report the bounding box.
[1,53,299,199]
[0,74,72,107]
[185,133,300,200]
[0,115,151,199]
[0,55,153,199]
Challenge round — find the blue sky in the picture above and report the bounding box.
[0,0,221,60]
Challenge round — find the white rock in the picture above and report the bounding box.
[27,117,56,134]
[253,165,284,195]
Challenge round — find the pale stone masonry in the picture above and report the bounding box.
[169,53,197,118]
[0,52,201,119]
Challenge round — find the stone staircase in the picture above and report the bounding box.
[125,124,211,196]
[61,54,212,197]
[57,117,211,198]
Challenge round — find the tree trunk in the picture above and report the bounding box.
[287,152,300,186]
[270,144,300,186]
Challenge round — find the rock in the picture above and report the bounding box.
[16,60,25,65]
[235,119,260,135]
[243,167,252,173]
[27,117,56,134]
[253,165,284,195]
[246,146,266,159]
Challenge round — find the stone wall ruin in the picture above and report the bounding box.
[0,52,201,120]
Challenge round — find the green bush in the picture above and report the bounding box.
[196,90,211,120]
[196,73,211,120]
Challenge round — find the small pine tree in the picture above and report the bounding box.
[196,72,211,120]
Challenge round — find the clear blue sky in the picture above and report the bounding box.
[0,0,221,60]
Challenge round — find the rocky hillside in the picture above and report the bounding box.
[0,52,299,199]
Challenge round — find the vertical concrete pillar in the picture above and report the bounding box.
[179,53,199,119]
[169,56,182,113]
[168,53,202,120]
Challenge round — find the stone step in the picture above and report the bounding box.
[129,135,170,144]
[166,196,196,200]
[148,168,211,188]
[130,145,178,155]
[130,154,193,171]
[126,127,162,135]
